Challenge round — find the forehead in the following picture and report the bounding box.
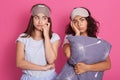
[35,13,47,17]
[73,15,83,20]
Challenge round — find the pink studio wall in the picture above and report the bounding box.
[0,0,120,80]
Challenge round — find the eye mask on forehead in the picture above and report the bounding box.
[32,5,50,17]
[71,8,89,20]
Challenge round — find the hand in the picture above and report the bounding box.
[43,64,55,71]
[71,21,80,36]
[42,23,50,38]
[74,62,88,74]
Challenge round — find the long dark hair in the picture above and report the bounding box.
[65,7,99,38]
[22,4,53,39]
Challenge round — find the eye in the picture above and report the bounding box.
[34,16,39,20]
[73,20,77,24]
[43,16,48,20]
[80,18,86,22]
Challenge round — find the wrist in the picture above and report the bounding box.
[42,65,48,71]
[44,35,50,39]
[38,66,45,71]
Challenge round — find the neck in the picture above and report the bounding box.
[31,30,43,40]
[80,32,88,36]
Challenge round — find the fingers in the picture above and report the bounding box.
[71,21,80,35]
[74,64,80,74]
[44,64,55,71]
[45,22,50,27]
[71,21,75,29]
[42,23,50,30]
[48,64,55,70]
[74,67,84,74]
[74,63,87,74]
[70,21,76,32]
[74,69,81,74]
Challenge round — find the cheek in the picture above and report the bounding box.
[33,19,38,24]
[83,22,88,28]
[84,25,87,30]
[33,21,37,26]
[42,20,48,24]
[75,23,78,27]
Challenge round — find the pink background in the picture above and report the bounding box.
[0,0,120,80]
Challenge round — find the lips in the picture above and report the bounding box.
[37,25,43,27]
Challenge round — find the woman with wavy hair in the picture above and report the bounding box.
[55,7,111,80]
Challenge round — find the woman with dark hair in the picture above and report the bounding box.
[16,4,60,80]
[66,7,98,37]
[55,7,111,80]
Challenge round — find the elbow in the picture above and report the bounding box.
[64,51,71,59]
[16,60,24,69]
[105,62,111,70]
[47,53,57,64]
[107,63,111,70]
[47,58,56,64]
[105,56,111,70]
[16,62,22,68]
[16,61,23,68]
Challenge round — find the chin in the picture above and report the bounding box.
[80,30,86,33]
[36,28,43,31]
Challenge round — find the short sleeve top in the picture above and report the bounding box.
[16,33,60,78]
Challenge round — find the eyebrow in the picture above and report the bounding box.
[42,16,47,18]
[34,15,47,18]
[73,17,84,21]
[79,17,85,19]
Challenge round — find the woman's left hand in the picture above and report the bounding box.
[74,62,88,74]
[42,23,50,38]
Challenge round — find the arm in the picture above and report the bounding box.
[63,43,111,74]
[16,41,54,71]
[87,56,111,71]
[63,43,71,59]
[43,23,60,64]
[44,36,60,64]
[75,56,111,74]
[63,21,81,58]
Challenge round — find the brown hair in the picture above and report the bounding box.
[22,4,53,39]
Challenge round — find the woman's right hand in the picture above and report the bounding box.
[43,64,55,71]
[71,21,80,36]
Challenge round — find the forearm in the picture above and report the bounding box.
[87,57,111,72]
[75,57,111,74]
[16,59,45,70]
[44,36,56,64]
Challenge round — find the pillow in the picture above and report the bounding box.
[55,35,112,80]
[67,35,112,65]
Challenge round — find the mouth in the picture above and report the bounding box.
[37,25,43,27]
[78,27,84,30]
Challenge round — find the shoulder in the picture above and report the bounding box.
[51,33,60,43]
[62,34,72,46]
[18,33,28,37]
[52,33,60,38]
[16,33,28,44]
[64,34,73,39]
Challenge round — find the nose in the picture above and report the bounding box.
[77,21,81,27]
[38,19,42,24]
